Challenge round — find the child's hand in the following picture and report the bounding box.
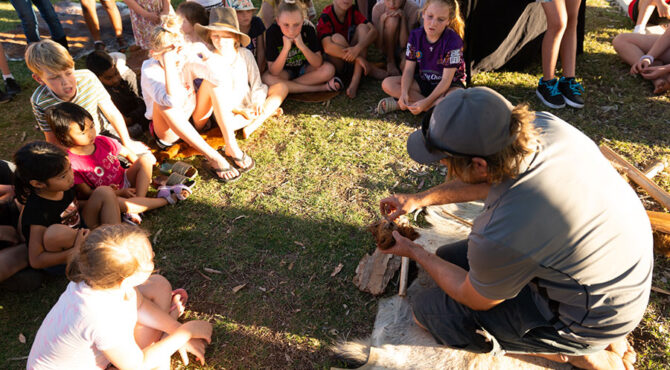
[640,65,668,80]
[182,320,213,342]
[282,35,294,49]
[116,187,137,198]
[73,228,90,252]
[407,99,429,115]
[631,58,651,75]
[293,33,306,50]
[398,94,410,110]
[343,46,361,62]
[252,103,263,116]
[179,338,208,366]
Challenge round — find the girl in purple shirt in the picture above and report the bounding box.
[377,0,465,115]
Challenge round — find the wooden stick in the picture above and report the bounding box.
[600,144,670,210]
[652,286,670,296]
[647,211,670,234]
[643,160,665,179]
[398,257,409,297]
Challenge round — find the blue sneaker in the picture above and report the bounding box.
[536,78,565,109]
[558,77,584,109]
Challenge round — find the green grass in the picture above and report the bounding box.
[1,0,670,368]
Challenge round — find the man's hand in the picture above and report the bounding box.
[380,193,416,221]
[379,230,422,259]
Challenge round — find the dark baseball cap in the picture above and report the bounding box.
[407,87,515,164]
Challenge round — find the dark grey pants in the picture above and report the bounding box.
[411,240,602,355]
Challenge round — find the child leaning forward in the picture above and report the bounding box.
[262,0,341,94]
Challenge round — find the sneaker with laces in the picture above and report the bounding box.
[536,78,565,109]
[4,77,20,96]
[558,77,584,108]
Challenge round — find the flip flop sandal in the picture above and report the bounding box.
[376,97,400,115]
[327,76,343,92]
[122,212,142,226]
[203,160,241,183]
[160,161,198,178]
[221,151,255,174]
[170,288,189,317]
[157,184,192,204]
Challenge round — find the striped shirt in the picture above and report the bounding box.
[31,69,114,135]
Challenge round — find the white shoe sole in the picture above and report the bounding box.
[563,97,584,109]
[536,90,565,109]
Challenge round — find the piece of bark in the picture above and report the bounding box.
[353,249,401,295]
[599,144,670,210]
[368,218,420,250]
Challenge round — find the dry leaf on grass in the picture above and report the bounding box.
[152,229,162,244]
[18,333,26,344]
[288,261,294,270]
[294,241,305,247]
[331,263,344,277]
[197,271,212,281]
[232,284,246,293]
[204,267,223,274]
[233,215,247,222]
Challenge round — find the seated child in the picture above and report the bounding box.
[28,224,212,369]
[372,0,421,76]
[195,8,288,159]
[26,40,146,156]
[46,102,190,225]
[629,0,670,34]
[258,0,317,28]
[317,0,387,98]
[378,0,465,115]
[142,15,244,182]
[262,0,342,94]
[228,0,267,73]
[86,50,149,139]
[613,25,670,94]
[13,141,120,270]
[177,1,210,44]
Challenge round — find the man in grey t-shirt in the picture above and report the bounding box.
[379,87,652,369]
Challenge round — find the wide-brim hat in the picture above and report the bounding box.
[195,7,251,47]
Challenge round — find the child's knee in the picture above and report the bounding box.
[383,16,400,31]
[91,186,116,201]
[43,224,76,252]
[330,34,349,47]
[381,76,399,94]
[138,153,156,167]
[322,62,336,76]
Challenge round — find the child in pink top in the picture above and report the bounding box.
[46,103,191,225]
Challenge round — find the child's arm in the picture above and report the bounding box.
[408,67,456,115]
[118,144,139,163]
[267,36,293,76]
[75,183,94,199]
[294,33,323,68]
[122,0,160,22]
[632,26,670,73]
[98,100,137,153]
[256,34,266,73]
[398,12,409,48]
[159,0,170,16]
[399,60,417,109]
[345,23,378,60]
[27,225,76,269]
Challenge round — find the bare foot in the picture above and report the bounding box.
[272,107,283,117]
[347,59,364,99]
[652,77,670,94]
[369,64,389,80]
[387,61,400,76]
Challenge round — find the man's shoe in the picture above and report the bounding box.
[558,77,585,109]
[4,78,20,96]
[536,78,565,109]
[0,89,11,104]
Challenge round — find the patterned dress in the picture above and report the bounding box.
[129,0,172,50]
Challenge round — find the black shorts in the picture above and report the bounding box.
[411,240,605,355]
[414,73,466,97]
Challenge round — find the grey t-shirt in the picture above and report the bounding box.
[467,112,653,347]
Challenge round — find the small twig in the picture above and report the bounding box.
[197,271,212,281]
[652,285,670,296]
[440,210,473,227]
[8,356,28,361]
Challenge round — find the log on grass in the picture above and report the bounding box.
[353,249,401,295]
[599,144,670,210]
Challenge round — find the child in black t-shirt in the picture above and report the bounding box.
[85,51,149,139]
[228,0,268,73]
[13,142,121,271]
[261,0,342,94]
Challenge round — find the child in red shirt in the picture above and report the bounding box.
[316,0,387,98]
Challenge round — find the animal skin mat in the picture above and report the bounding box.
[333,202,572,370]
[1,1,134,61]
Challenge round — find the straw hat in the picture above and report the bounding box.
[195,7,251,47]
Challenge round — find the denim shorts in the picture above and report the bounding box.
[411,240,604,355]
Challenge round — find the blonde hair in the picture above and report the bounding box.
[444,104,540,184]
[66,225,153,289]
[276,0,307,19]
[149,14,184,52]
[423,0,465,39]
[24,39,74,76]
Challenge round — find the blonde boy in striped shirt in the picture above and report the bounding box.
[26,40,146,156]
